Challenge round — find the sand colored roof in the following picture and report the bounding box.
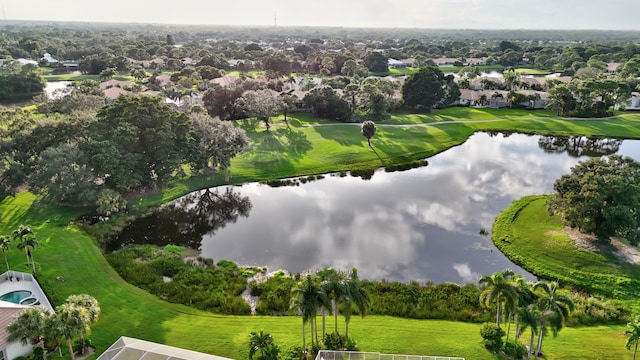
[0,302,30,348]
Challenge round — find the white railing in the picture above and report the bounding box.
[316,350,464,360]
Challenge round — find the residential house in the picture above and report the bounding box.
[104,87,131,101]
[400,58,416,67]
[607,62,622,74]
[466,57,487,66]
[99,80,135,90]
[388,58,407,69]
[40,53,58,65]
[430,57,459,67]
[628,92,640,110]
[142,58,165,69]
[153,74,172,87]
[0,302,34,360]
[209,75,239,88]
[470,76,504,90]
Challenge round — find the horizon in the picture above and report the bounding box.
[1,0,639,31]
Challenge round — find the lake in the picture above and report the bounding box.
[111,132,640,284]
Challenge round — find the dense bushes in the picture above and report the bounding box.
[252,273,295,315]
[480,322,505,351]
[106,245,251,314]
[364,281,491,322]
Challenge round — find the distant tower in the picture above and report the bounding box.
[274,12,277,27]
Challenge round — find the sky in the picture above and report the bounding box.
[2,0,640,30]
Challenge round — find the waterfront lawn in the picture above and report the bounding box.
[0,192,631,360]
[492,196,640,298]
[4,109,640,359]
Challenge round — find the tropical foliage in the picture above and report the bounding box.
[548,155,640,244]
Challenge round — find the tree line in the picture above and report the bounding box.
[0,94,248,213]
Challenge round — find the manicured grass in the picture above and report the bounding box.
[492,196,640,298]
[515,68,551,75]
[4,108,640,359]
[43,74,134,82]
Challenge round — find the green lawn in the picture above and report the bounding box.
[4,109,640,359]
[492,196,640,299]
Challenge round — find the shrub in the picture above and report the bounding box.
[480,322,505,351]
[322,332,358,351]
[503,341,527,359]
[73,338,93,353]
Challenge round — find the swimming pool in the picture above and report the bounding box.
[20,297,39,305]
[0,290,33,304]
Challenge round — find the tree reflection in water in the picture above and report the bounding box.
[537,136,622,157]
[108,187,252,252]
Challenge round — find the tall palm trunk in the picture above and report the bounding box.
[634,341,638,360]
[321,308,326,336]
[528,330,535,360]
[29,249,35,272]
[506,313,512,342]
[496,297,501,326]
[514,315,520,341]
[345,319,349,338]
[536,327,544,356]
[67,338,76,360]
[310,317,316,347]
[301,318,306,350]
[334,300,339,333]
[2,251,9,272]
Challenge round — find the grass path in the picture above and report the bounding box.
[2,108,640,359]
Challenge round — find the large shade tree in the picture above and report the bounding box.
[82,95,195,191]
[401,66,446,111]
[189,113,249,172]
[548,155,640,244]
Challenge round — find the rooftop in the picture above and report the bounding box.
[97,337,232,360]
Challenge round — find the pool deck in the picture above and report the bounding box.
[0,271,54,311]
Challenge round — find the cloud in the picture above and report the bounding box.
[453,263,480,283]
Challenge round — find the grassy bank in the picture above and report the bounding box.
[492,196,640,299]
[3,108,640,359]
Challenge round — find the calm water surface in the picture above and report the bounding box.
[113,133,640,283]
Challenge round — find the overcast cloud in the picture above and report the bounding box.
[2,0,639,30]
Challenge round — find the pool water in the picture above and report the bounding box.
[20,297,39,305]
[0,290,33,304]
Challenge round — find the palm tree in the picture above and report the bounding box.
[292,275,324,348]
[517,305,540,359]
[343,268,370,338]
[65,294,100,354]
[13,224,37,272]
[0,235,12,273]
[17,236,39,273]
[361,120,376,147]
[51,303,89,360]
[259,344,281,360]
[512,276,535,341]
[626,318,640,360]
[478,269,517,327]
[478,94,488,107]
[533,281,574,356]
[249,330,274,360]
[7,307,52,349]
